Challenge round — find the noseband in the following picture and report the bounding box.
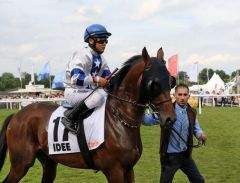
[152,98,172,106]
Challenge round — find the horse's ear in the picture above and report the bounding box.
[157,47,164,60]
[142,47,152,68]
[157,47,166,64]
[157,47,164,61]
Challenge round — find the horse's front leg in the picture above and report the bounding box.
[104,166,125,183]
[125,168,135,183]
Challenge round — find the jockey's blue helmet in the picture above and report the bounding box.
[84,24,111,42]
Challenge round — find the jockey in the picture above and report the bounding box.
[62,24,112,133]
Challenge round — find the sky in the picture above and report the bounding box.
[1,0,240,78]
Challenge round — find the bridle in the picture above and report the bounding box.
[106,90,172,109]
[105,89,172,128]
[106,90,205,147]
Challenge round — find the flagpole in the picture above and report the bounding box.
[197,62,199,91]
[197,62,202,114]
[49,76,51,89]
[31,63,35,85]
[177,55,179,84]
[49,62,51,89]
[20,79,22,89]
[18,64,23,88]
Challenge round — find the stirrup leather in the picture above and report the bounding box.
[61,117,77,134]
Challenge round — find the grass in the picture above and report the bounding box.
[0,107,240,182]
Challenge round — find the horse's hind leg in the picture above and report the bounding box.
[2,152,36,183]
[37,151,57,183]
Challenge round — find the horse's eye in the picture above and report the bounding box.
[148,78,161,93]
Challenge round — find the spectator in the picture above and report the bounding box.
[160,83,207,183]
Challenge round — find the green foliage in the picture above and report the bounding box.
[0,107,240,182]
[21,72,31,86]
[177,67,239,85]
[178,71,189,84]
[215,69,230,83]
[198,68,215,84]
[231,70,240,79]
[0,72,53,90]
[0,73,20,91]
[35,75,54,88]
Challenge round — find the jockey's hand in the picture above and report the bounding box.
[93,76,108,87]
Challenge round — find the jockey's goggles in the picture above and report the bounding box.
[94,38,108,44]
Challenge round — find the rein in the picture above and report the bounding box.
[111,107,140,128]
[170,126,205,148]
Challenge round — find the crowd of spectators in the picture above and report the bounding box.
[189,90,240,107]
[0,92,64,109]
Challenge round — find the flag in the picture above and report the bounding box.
[52,70,65,89]
[189,62,198,82]
[167,54,178,78]
[38,61,50,81]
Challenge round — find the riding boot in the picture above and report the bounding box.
[61,102,90,133]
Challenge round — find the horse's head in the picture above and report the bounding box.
[108,47,176,128]
[139,47,176,127]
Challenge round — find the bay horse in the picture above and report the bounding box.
[0,47,176,183]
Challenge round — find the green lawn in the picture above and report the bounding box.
[0,107,239,183]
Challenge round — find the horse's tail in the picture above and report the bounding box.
[0,113,14,171]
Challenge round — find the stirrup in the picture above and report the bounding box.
[61,117,77,134]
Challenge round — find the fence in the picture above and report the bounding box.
[0,95,240,111]
[0,98,65,110]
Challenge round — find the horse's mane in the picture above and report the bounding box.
[108,55,142,93]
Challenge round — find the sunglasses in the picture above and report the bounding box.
[94,38,108,44]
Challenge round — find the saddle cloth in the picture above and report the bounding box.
[48,100,106,155]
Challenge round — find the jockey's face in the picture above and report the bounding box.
[89,37,108,54]
[174,87,190,108]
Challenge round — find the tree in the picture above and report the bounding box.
[231,69,240,79]
[178,71,189,84]
[21,72,31,87]
[207,69,214,80]
[199,68,207,84]
[215,70,229,83]
[0,72,20,91]
[198,68,215,84]
[35,75,54,88]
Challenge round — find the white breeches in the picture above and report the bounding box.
[64,88,107,109]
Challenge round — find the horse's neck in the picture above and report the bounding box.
[107,87,144,124]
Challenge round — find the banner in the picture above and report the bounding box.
[38,61,50,81]
[189,62,198,82]
[52,70,65,89]
[167,54,178,78]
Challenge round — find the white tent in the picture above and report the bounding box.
[189,73,225,93]
[203,73,225,93]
